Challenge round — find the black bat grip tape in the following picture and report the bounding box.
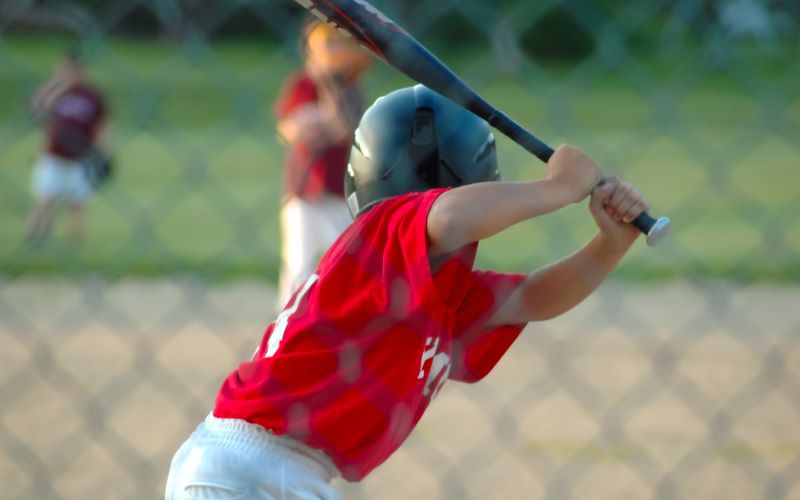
[632,212,657,233]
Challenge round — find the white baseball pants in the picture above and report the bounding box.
[276,195,351,312]
[165,414,341,500]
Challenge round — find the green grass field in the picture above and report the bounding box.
[1,35,798,282]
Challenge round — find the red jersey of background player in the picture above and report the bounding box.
[214,188,526,480]
[273,71,353,200]
[46,84,106,160]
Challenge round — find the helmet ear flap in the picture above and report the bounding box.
[346,85,499,218]
[409,107,439,188]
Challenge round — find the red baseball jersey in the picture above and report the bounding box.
[214,188,526,480]
[46,84,106,160]
[274,71,360,200]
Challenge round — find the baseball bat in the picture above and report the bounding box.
[294,0,670,246]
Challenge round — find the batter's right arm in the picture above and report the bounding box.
[427,145,603,256]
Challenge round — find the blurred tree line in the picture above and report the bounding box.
[4,0,797,63]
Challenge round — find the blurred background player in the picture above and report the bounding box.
[26,48,108,245]
[273,19,372,311]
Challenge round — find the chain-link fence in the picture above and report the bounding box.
[1,1,798,499]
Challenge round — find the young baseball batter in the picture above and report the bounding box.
[166,85,651,499]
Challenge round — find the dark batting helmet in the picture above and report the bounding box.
[345,84,500,217]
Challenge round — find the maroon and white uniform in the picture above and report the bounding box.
[215,188,526,481]
[32,84,106,202]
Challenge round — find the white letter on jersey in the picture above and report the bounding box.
[418,337,439,379]
[418,336,451,398]
[265,274,319,358]
[424,352,451,398]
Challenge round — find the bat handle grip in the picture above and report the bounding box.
[632,212,671,247]
[484,106,672,246]
[543,148,670,246]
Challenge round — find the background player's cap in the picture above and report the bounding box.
[302,19,372,82]
[345,84,500,217]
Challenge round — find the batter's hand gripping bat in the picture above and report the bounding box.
[294,0,671,246]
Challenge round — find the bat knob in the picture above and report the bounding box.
[645,216,671,247]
